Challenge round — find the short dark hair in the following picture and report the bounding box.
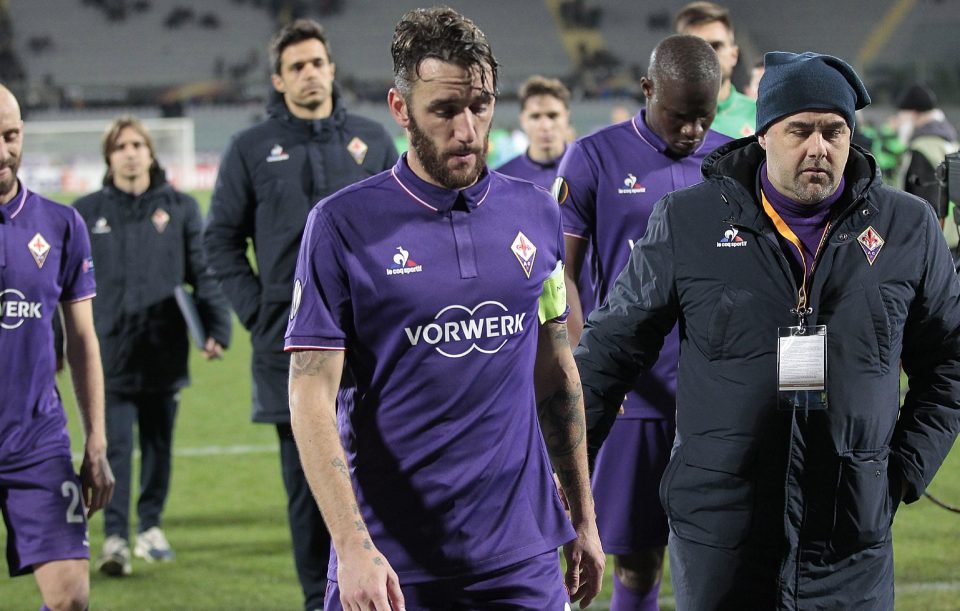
[270,19,331,75]
[391,6,499,98]
[674,1,734,35]
[519,76,570,110]
[648,35,721,86]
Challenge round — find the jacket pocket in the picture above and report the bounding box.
[705,287,737,361]
[661,434,755,549]
[832,447,893,553]
[863,284,891,374]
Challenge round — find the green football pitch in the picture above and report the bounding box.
[2,192,960,609]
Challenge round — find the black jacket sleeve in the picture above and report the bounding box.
[576,196,680,462]
[182,192,232,348]
[903,152,943,218]
[203,138,261,330]
[893,204,960,503]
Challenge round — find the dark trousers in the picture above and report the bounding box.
[103,391,178,540]
[277,423,330,611]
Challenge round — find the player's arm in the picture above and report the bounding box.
[563,234,589,347]
[288,350,404,611]
[534,315,604,607]
[203,142,262,331]
[60,298,114,516]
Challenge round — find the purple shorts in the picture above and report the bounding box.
[591,417,675,554]
[1,454,89,576]
[324,550,571,610]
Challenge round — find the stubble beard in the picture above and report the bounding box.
[0,157,19,202]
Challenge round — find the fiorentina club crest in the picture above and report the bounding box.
[347,137,368,165]
[28,233,51,268]
[152,208,170,233]
[857,226,884,266]
[511,231,537,278]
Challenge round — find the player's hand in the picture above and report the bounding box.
[202,337,224,360]
[337,539,406,611]
[562,520,605,608]
[80,437,115,517]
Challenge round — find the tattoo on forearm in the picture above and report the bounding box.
[373,557,384,566]
[290,351,335,378]
[555,466,577,491]
[354,520,365,532]
[550,322,569,343]
[537,382,585,457]
[331,457,349,478]
[352,503,360,515]
[362,539,373,551]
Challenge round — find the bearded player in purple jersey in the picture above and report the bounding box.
[285,8,604,611]
[0,84,114,611]
[556,36,729,611]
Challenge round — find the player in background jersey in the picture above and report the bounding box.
[497,75,572,189]
[675,1,756,139]
[557,35,728,611]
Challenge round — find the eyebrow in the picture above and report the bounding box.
[785,119,847,131]
[427,91,494,108]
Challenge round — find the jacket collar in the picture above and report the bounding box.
[267,84,348,138]
[703,137,882,231]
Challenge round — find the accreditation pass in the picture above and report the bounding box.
[777,325,827,391]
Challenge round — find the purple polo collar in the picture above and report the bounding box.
[391,153,492,214]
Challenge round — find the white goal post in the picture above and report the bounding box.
[19,117,197,196]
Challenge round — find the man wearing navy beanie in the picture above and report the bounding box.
[576,50,960,610]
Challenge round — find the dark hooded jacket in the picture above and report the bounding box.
[74,166,232,393]
[900,117,959,218]
[577,137,960,609]
[203,90,398,422]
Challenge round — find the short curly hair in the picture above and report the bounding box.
[391,6,499,98]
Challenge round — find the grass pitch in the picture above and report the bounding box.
[2,192,959,609]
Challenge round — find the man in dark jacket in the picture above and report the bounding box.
[576,51,960,610]
[74,115,231,576]
[895,82,959,253]
[203,19,398,610]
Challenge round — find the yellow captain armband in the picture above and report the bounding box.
[538,260,567,323]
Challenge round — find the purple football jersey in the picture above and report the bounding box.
[0,184,96,466]
[558,110,730,418]
[495,151,563,190]
[285,156,575,583]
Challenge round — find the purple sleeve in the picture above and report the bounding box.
[556,138,598,240]
[60,207,96,302]
[284,207,350,351]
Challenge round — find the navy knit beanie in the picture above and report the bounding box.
[896,82,937,111]
[756,51,871,134]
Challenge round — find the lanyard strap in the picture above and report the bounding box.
[761,190,832,320]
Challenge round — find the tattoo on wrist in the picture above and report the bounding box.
[373,557,384,566]
[290,351,334,378]
[362,539,373,551]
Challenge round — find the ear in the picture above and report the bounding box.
[757,132,768,150]
[330,62,337,79]
[639,77,654,101]
[732,43,740,65]
[388,88,410,129]
[271,73,285,94]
